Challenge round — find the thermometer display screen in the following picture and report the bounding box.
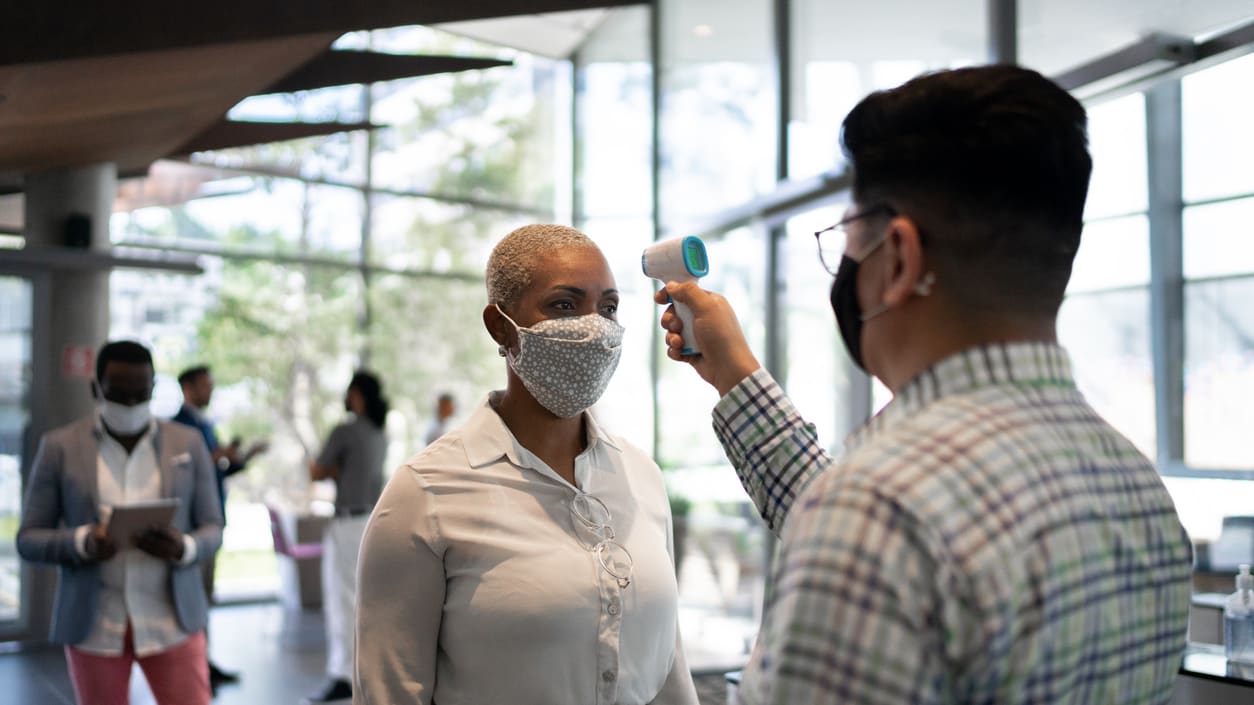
[684,239,708,274]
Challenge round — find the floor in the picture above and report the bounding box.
[0,601,736,704]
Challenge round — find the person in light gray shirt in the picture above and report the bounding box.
[304,371,388,705]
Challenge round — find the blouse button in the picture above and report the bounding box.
[607,601,619,615]
[602,669,615,682]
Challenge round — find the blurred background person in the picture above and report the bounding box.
[304,371,388,704]
[423,392,456,446]
[354,224,698,705]
[18,341,222,705]
[172,364,268,691]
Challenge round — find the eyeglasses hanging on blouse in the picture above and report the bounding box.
[570,492,634,589]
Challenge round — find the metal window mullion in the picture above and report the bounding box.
[649,0,663,461]
[572,50,585,228]
[1145,79,1185,466]
[359,77,376,366]
[764,0,790,384]
[987,0,1017,65]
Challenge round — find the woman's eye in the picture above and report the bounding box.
[552,300,576,311]
[602,303,618,315]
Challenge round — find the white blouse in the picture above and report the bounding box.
[355,396,699,705]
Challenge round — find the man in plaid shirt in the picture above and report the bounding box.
[655,65,1193,704]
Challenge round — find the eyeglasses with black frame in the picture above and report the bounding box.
[570,492,634,589]
[814,204,897,276]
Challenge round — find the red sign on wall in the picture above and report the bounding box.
[61,344,95,379]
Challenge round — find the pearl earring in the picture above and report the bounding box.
[498,345,507,357]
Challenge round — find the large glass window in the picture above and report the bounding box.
[1019,2,1254,76]
[783,206,855,452]
[575,7,655,455]
[1058,94,1155,459]
[103,24,578,603]
[1181,53,1254,471]
[789,0,983,180]
[658,0,776,234]
[1182,199,1254,471]
[369,26,570,216]
[0,276,31,625]
[655,225,768,467]
[114,177,365,263]
[1183,52,1254,204]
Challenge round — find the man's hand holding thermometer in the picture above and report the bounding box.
[644,236,762,396]
[642,236,709,356]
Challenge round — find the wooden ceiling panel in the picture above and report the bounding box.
[262,50,511,94]
[0,33,335,177]
[0,1,645,67]
[173,120,377,155]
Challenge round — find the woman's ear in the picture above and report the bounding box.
[483,304,516,352]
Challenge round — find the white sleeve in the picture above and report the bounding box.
[354,469,446,705]
[74,524,92,559]
[179,534,199,565]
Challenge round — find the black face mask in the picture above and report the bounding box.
[830,254,868,371]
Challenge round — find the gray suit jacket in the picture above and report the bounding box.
[16,416,224,645]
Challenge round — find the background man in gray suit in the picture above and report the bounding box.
[17,340,223,705]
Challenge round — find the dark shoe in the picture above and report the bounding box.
[303,679,352,704]
[209,661,240,686]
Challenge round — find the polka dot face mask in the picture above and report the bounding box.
[496,305,625,418]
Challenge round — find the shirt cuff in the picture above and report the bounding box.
[179,535,199,566]
[74,524,92,559]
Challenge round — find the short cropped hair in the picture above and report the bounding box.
[177,365,210,387]
[840,65,1092,315]
[96,340,153,382]
[485,224,600,311]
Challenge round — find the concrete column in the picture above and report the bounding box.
[23,162,117,428]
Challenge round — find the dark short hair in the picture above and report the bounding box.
[350,370,390,430]
[96,340,153,382]
[840,64,1092,314]
[177,365,210,387]
[437,393,454,404]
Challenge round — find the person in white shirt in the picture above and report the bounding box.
[355,224,699,705]
[422,392,455,446]
[18,340,223,705]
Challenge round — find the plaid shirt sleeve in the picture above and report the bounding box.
[712,368,832,535]
[714,369,954,705]
[738,472,952,705]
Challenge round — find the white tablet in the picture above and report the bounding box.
[104,498,180,544]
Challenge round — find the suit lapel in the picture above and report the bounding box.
[79,421,102,523]
[153,422,171,499]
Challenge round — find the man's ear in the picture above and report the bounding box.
[881,216,927,308]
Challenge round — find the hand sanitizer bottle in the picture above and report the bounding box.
[1225,564,1254,664]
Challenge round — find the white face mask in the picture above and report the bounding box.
[98,399,153,435]
[497,306,625,419]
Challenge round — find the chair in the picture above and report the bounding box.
[267,504,323,560]
[266,503,324,609]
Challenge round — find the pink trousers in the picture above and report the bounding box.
[64,626,209,705]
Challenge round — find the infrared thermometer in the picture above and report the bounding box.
[642,236,709,356]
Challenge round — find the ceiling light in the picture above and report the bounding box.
[693,24,714,38]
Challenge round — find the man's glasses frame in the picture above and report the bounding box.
[814,204,897,276]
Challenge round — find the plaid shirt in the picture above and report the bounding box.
[714,342,1193,705]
